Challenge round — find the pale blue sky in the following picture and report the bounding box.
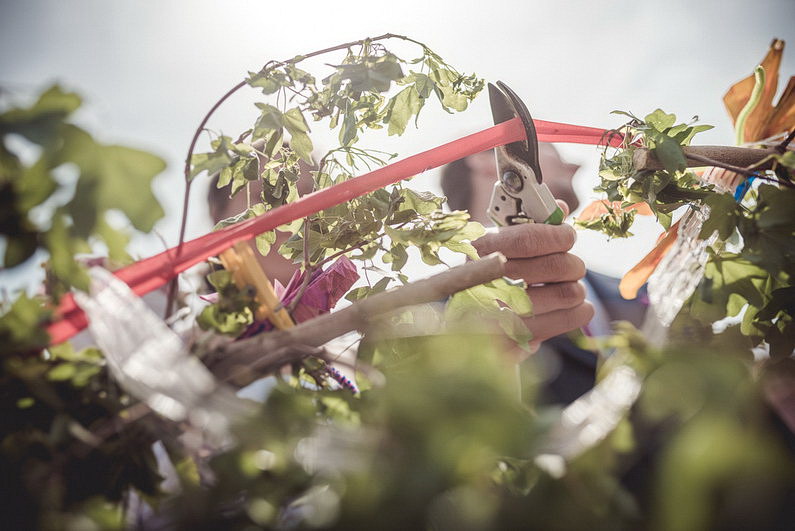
[1,0,793,285]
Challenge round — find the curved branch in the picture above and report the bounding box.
[165,33,415,316]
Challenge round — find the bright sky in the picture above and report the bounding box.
[1,0,793,289]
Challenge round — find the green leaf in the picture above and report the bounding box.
[412,72,435,99]
[653,133,687,173]
[254,104,284,137]
[644,109,677,132]
[3,231,39,268]
[290,131,314,163]
[45,214,90,291]
[400,188,444,215]
[339,111,358,147]
[699,193,738,240]
[197,304,253,336]
[14,157,57,212]
[385,87,421,136]
[283,107,310,134]
[255,231,277,256]
[0,84,81,146]
[96,218,132,264]
[61,125,166,232]
[445,278,533,345]
[0,293,52,351]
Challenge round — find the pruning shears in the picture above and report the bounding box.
[487,81,565,226]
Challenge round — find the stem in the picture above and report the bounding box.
[287,219,315,314]
[166,32,414,317]
[777,130,795,152]
[315,240,371,269]
[165,79,247,317]
[683,152,795,188]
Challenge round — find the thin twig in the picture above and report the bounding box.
[287,219,316,314]
[683,152,795,188]
[683,152,757,175]
[777,130,795,153]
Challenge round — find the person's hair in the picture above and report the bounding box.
[440,157,474,212]
[207,174,232,224]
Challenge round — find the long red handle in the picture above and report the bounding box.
[46,117,620,344]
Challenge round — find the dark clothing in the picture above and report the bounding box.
[533,271,647,406]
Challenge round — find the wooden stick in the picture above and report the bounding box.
[208,253,508,385]
[633,145,775,171]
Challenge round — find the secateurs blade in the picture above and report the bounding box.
[487,81,564,226]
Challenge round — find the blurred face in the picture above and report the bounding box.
[538,144,580,212]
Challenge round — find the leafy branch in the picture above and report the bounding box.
[580,108,795,356]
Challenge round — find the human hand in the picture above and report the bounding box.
[472,202,594,352]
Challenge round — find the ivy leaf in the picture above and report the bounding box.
[60,126,166,233]
[0,84,81,146]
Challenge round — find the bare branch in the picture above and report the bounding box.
[208,253,507,386]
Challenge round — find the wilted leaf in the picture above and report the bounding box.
[723,39,783,142]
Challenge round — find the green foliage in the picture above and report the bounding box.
[0,341,163,529]
[193,37,487,338]
[595,110,714,229]
[446,277,533,345]
[0,84,170,528]
[0,85,166,351]
[585,109,794,357]
[196,269,258,336]
[575,202,638,238]
[132,321,795,530]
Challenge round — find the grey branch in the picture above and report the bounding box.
[207,253,507,387]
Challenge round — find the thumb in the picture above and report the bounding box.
[556,199,571,218]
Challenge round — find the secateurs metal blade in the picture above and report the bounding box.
[487,81,564,226]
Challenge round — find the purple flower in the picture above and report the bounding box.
[238,256,359,339]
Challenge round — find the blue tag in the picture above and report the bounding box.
[734,174,757,202]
